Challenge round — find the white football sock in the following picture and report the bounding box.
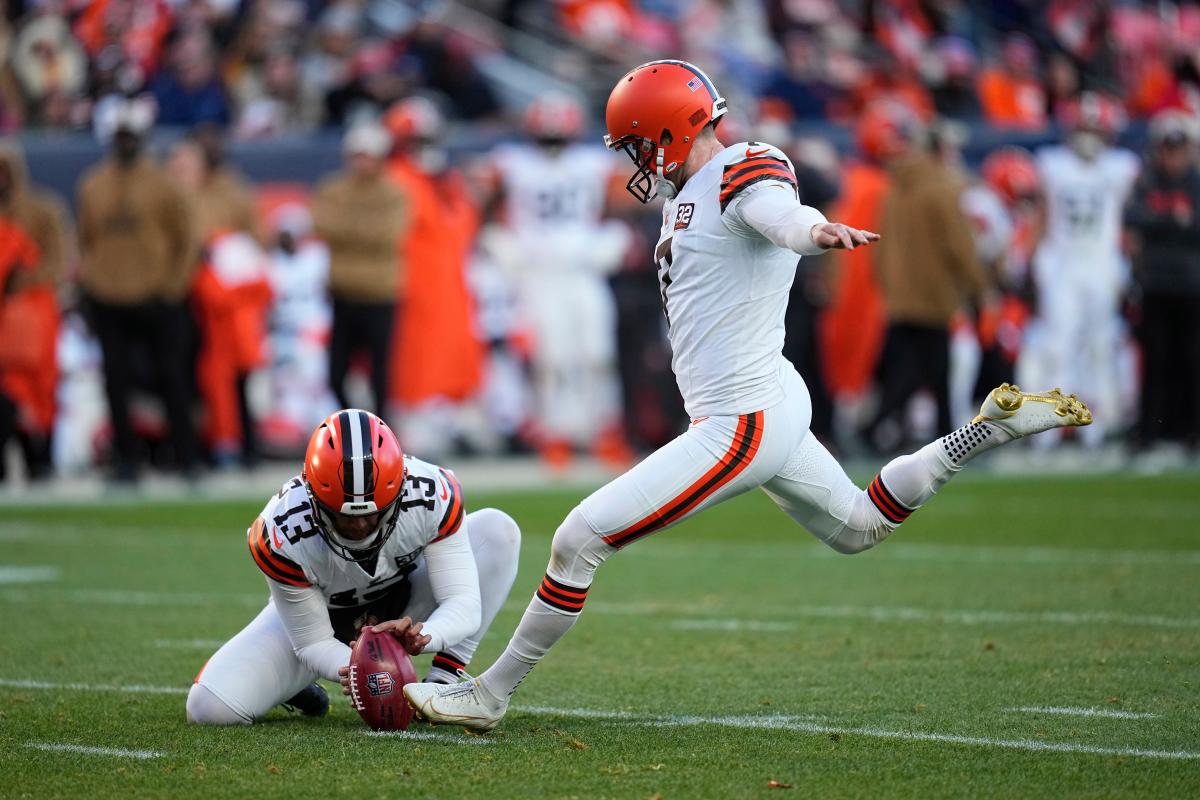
[878,420,1009,510]
[479,587,585,701]
[480,507,611,702]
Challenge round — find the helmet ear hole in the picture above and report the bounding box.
[660,129,673,146]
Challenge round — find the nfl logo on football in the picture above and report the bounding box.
[367,672,394,697]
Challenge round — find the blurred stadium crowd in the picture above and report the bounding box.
[0,0,1198,485]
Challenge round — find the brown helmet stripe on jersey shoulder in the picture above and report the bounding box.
[720,162,798,212]
[722,155,792,181]
[433,467,464,541]
[247,518,310,587]
[721,156,795,185]
[602,411,764,549]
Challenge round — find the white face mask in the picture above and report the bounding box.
[1070,131,1104,161]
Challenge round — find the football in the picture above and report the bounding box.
[347,627,419,731]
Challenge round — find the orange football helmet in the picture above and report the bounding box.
[1059,92,1126,137]
[385,96,444,144]
[855,101,918,162]
[981,146,1040,206]
[603,59,727,202]
[524,92,585,143]
[302,409,406,562]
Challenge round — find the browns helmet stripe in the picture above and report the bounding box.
[358,410,375,501]
[337,410,354,503]
[348,409,365,498]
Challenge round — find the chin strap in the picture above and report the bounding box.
[653,146,677,200]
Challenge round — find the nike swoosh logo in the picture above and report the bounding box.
[439,479,449,501]
[271,527,284,550]
[745,147,770,157]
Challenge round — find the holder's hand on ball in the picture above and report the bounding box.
[370,617,432,656]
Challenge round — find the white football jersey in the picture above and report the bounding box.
[492,142,615,236]
[1036,145,1139,259]
[654,141,805,418]
[248,456,464,615]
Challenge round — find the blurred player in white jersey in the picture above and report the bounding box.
[406,60,1092,732]
[186,409,520,724]
[485,92,632,467]
[953,147,1040,421]
[1022,93,1139,446]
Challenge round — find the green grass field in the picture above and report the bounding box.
[1,473,1199,799]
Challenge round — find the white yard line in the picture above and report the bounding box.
[515,706,1199,761]
[152,639,226,650]
[3,680,1193,761]
[665,605,1200,630]
[639,540,1200,567]
[3,584,1193,631]
[25,742,163,759]
[670,619,798,633]
[0,588,263,607]
[0,566,59,584]
[1007,706,1159,720]
[0,678,188,695]
[364,730,493,745]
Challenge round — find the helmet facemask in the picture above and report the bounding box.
[306,485,402,563]
[607,134,659,203]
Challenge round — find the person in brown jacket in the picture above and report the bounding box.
[168,130,267,468]
[77,100,199,481]
[312,122,409,417]
[867,108,988,450]
[0,140,69,480]
[169,125,260,244]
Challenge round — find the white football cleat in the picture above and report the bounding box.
[404,676,508,733]
[974,383,1093,438]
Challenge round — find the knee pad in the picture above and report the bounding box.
[825,493,896,555]
[186,683,252,726]
[547,507,613,586]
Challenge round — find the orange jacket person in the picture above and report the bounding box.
[385,99,484,423]
[0,140,68,480]
[0,216,39,481]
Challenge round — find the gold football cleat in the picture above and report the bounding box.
[974,383,1092,436]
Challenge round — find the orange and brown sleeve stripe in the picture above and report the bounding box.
[434,467,465,541]
[602,411,764,549]
[246,517,311,588]
[719,157,798,212]
[536,573,589,614]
